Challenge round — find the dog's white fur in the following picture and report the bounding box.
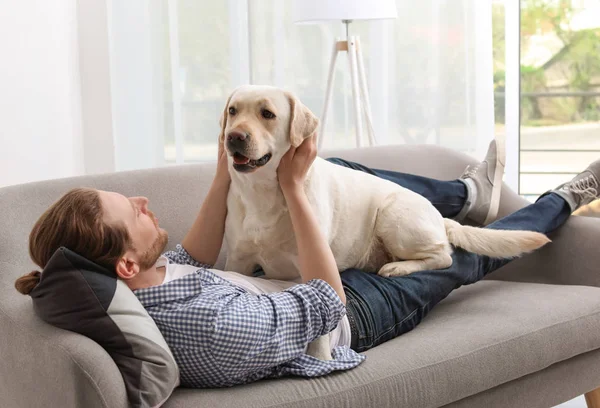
[574,200,600,218]
[221,85,551,359]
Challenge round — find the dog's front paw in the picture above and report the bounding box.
[378,262,413,277]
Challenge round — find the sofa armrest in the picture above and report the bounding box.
[0,263,128,408]
[489,215,600,287]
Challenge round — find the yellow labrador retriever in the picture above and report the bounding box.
[220,85,550,359]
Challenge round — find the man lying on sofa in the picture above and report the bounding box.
[15,137,600,388]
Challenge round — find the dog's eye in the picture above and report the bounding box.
[228,107,237,116]
[261,109,276,119]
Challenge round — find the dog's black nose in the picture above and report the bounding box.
[227,131,248,142]
[227,131,250,150]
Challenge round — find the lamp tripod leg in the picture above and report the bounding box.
[319,39,340,150]
[355,37,377,146]
[348,36,364,148]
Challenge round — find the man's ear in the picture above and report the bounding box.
[218,89,237,144]
[115,253,140,281]
[286,92,319,147]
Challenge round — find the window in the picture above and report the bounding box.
[493,0,600,200]
[519,0,600,201]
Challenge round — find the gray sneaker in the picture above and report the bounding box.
[552,159,600,212]
[458,139,506,225]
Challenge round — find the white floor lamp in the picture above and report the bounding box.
[293,0,397,149]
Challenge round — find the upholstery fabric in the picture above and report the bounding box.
[1,144,600,408]
[442,348,600,408]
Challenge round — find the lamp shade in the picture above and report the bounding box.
[293,0,398,24]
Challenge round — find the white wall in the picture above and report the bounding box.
[0,0,84,188]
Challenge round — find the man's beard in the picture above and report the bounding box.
[137,226,169,271]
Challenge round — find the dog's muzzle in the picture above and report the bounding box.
[226,131,272,172]
[231,152,272,173]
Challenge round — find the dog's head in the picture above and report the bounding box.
[219,85,319,174]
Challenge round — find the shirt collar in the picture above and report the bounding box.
[155,255,168,269]
[134,268,204,307]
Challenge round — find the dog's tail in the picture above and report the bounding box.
[443,218,551,258]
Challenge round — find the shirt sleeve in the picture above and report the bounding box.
[163,244,212,268]
[210,279,346,372]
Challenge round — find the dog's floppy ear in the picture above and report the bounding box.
[286,92,319,148]
[218,91,236,144]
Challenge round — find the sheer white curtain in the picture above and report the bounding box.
[0,0,84,187]
[108,0,495,169]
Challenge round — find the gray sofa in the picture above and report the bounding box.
[1,144,600,408]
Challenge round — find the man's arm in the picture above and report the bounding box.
[210,279,349,378]
[181,141,230,266]
[135,271,359,388]
[277,136,346,304]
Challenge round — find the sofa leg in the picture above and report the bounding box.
[585,387,600,408]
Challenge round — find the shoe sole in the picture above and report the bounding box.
[483,135,506,225]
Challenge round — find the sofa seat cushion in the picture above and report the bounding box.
[163,280,600,408]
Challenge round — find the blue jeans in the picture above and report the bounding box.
[325,157,571,352]
[326,158,468,218]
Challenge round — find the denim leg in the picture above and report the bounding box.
[342,249,482,352]
[326,157,468,218]
[481,192,571,273]
[341,192,572,352]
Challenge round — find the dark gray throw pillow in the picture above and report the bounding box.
[30,247,179,408]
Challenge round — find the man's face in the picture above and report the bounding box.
[99,190,168,271]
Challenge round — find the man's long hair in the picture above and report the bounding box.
[15,188,132,295]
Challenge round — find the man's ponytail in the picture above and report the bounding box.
[15,271,42,295]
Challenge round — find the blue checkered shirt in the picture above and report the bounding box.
[134,245,365,388]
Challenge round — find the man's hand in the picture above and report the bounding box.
[276,135,346,304]
[277,135,317,194]
[215,138,230,184]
